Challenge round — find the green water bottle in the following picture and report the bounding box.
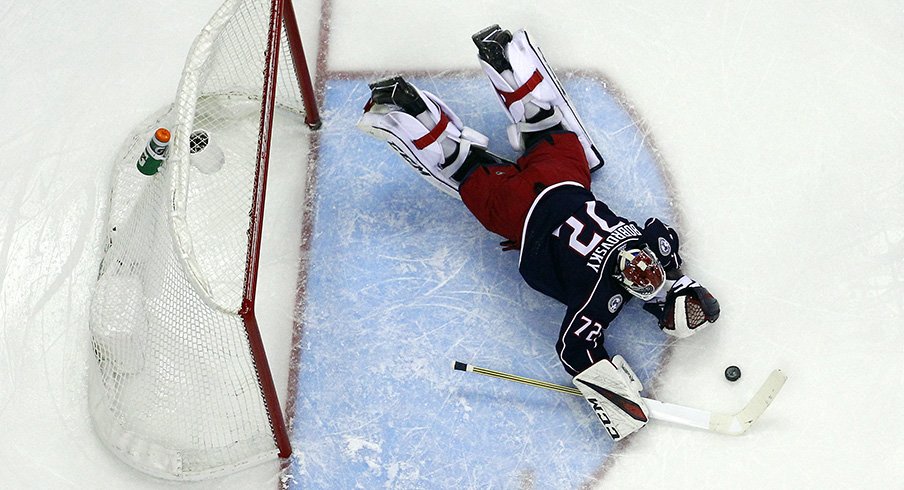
[136,127,171,176]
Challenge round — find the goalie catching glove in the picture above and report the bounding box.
[643,275,721,338]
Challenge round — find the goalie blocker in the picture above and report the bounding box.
[572,355,649,440]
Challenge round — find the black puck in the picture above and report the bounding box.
[724,365,742,382]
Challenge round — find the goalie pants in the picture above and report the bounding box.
[459,131,591,247]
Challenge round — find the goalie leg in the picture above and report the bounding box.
[572,355,649,441]
[357,76,492,199]
[472,25,604,171]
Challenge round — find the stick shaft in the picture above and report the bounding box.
[454,362,582,396]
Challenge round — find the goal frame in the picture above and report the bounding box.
[89,0,320,479]
[242,0,319,460]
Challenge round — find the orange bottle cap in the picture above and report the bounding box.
[155,128,171,143]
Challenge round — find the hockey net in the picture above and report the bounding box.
[88,0,318,480]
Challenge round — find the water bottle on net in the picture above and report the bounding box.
[136,128,171,176]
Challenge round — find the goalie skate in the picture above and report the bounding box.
[473,25,604,171]
[357,76,489,199]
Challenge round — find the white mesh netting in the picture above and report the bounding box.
[88,0,311,480]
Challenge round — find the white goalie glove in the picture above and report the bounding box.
[572,355,649,441]
[643,275,721,338]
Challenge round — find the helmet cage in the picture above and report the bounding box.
[614,245,665,301]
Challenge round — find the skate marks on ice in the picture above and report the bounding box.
[288,74,676,489]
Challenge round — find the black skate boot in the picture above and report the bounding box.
[472,24,513,73]
[368,76,428,115]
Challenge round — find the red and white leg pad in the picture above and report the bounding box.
[572,355,650,441]
[478,29,603,171]
[357,86,488,199]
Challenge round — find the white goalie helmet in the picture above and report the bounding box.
[614,244,665,301]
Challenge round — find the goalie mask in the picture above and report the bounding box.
[614,244,665,301]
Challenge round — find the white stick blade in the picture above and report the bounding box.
[711,369,788,435]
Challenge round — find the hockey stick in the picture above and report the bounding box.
[452,361,787,436]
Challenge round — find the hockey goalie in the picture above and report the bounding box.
[357,25,721,440]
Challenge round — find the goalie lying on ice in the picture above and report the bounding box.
[357,24,720,440]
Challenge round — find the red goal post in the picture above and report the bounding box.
[89,0,318,480]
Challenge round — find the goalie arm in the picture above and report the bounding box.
[638,217,721,338]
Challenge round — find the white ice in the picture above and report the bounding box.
[1,1,901,488]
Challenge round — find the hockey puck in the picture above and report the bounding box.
[724,365,742,382]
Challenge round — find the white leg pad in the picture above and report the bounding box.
[572,355,650,441]
[478,29,603,171]
[357,87,488,199]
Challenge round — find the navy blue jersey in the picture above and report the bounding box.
[519,183,682,376]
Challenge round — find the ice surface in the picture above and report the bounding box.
[1,1,902,489]
[287,75,674,488]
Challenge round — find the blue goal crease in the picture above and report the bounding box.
[286,75,676,489]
